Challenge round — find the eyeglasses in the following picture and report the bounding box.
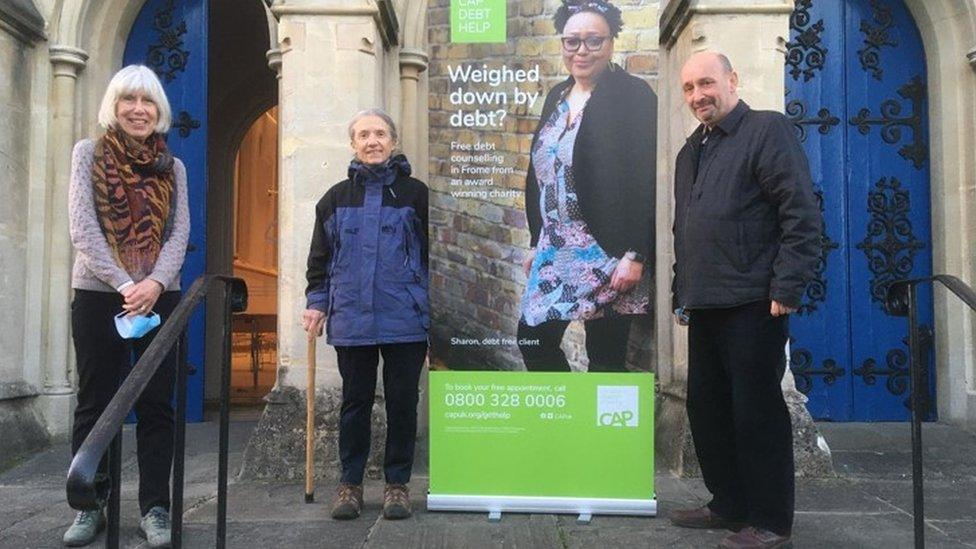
[560,36,609,53]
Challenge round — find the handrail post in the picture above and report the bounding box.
[907,283,925,548]
[106,342,132,549]
[216,281,233,548]
[171,330,189,549]
[106,431,121,549]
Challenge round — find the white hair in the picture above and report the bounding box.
[97,65,172,133]
[347,108,398,142]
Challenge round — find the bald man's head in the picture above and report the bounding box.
[680,51,740,126]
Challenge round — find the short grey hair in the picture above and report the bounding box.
[97,65,172,133]
[347,108,398,142]
[716,53,734,73]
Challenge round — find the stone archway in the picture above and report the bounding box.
[40,0,281,422]
[204,0,280,402]
[34,0,155,434]
[902,0,976,427]
[398,0,429,179]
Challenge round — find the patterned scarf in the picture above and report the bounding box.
[92,126,175,278]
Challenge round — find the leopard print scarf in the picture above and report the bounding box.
[92,126,175,279]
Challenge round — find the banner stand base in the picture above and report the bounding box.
[427,494,657,517]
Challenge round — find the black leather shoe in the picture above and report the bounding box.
[719,527,792,548]
[670,506,747,531]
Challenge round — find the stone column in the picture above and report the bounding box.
[655,0,832,477]
[241,0,390,480]
[36,45,88,438]
[264,46,288,404]
[266,48,282,80]
[398,48,428,168]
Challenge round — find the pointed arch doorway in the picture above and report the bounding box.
[786,0,936,421]
[229,108,279,406]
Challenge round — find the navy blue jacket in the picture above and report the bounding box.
[305,155,429,346]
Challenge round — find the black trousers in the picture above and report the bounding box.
[686,300,794,536]
[336,341,427,485]
[517,315,632,372]
[70,289,180,516]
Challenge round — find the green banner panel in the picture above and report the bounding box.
[429,371,654,501]
[450,0,506,43]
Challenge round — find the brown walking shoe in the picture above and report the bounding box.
[382,483,412,520]
[330,483,364,520]
[719,527,792,548]
[670,505,747,531]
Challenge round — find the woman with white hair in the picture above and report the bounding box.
[303,108,429,521]
[63,65,189,548]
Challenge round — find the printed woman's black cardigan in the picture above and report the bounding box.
[525,63,657,261]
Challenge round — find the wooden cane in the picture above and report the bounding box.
[305,330,316,503]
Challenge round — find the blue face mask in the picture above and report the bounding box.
[114,311,161,339]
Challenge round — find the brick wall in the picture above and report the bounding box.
[427,0,660,371]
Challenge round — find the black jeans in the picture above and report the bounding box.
[517,315,633,372]
[686,300,794,536]
[70,289,180,515]
[336,341,427,485]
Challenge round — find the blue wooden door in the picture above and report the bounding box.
[124,0,208,422]
[785,0,935,421]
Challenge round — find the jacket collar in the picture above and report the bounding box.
[348,154,412,186]
[713,99,748,135]
[686,100,750,146]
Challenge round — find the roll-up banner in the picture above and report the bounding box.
[427,0,659,516]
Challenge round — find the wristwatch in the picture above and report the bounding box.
[623,250,646,264]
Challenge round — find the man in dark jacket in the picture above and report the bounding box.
[669,52,822,549]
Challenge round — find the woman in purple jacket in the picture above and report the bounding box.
[302,108,429,522]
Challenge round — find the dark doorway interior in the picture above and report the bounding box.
[206,0,278,409]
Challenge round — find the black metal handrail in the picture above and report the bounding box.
[885,274,976,549]
[66,274,247,549]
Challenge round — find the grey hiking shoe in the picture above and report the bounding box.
[382,483,412,520]
[330,483,364,520]
[139,506,172,548]
[63,508,106,547]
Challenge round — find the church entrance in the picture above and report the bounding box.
[785,0,936,421]
[123,0,279,419]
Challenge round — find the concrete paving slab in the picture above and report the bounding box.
[793,478,893,513]
[177,521,368,549]
[820,422,976,481]
[3,420,975,548]
[790,510,965,549]
[556,513,723,549]
[364,512,564,549]
[849,478,976,522]
[927,519,976,548]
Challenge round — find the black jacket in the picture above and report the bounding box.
[672,101,822,310]
[525,64,657,260]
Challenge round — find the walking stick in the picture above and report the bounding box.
[305,330,316,503]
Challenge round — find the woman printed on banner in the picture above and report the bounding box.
[64,65,189,548]
[518,0,657,372]
[302,109,429,522]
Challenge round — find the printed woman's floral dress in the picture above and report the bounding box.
[520,95,650,327]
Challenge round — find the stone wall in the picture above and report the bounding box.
[426,0,660,371]
[240,0,430,480]
[655,0,833,476]
[0,7,50,461]
[0,27,31,394]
